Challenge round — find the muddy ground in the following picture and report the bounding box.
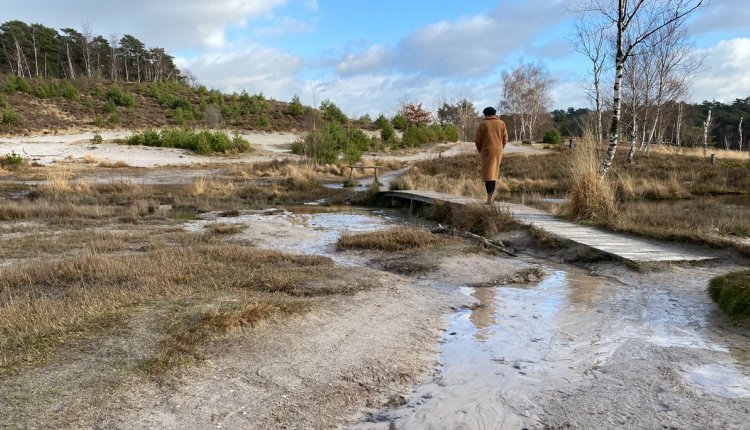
[0,133,748,429]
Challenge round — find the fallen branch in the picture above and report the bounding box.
[22,148,70,158]
[431,224,517,257]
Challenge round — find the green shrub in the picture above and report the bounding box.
[106,85,136,107]
[374,113,389,128]
[103,99,117,114]
[1,151,24,169]
[359,114,372,124]
[320,98,348,123]
[401,125,432,147]
[292,122,369,164]
[543,129,561,145]
[3,76,18,93]
[391,114,407,130]
[287,95,305,117]
[256,116,270,127]
[125,129,250,154]
[443,124,460,142]
[90,133,103,144]
[709,270,750,322]
[61,82,79,101]
[108,112,120,124]
[35,83,49,98]
[93,115,104,127]
[15,77,31,93]
[2,106,19,125]
[381,122,396,143]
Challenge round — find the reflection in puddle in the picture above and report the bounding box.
[686,364,750,399]
[185,206,402,264]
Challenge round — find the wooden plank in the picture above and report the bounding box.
[381,190,716,264]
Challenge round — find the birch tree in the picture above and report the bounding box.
[500,62,553,141]
[574,17,608,146]
[703,108,711,156]
[577,0,705,177]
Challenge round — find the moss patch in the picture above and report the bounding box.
[709,270,750,322]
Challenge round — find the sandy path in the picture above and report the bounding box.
[0,130,300,167]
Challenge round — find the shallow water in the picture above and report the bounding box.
[183,206,750,428]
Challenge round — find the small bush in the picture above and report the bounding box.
[2,106,19,125]
[93,115,104,127]
[15,77,31,93]
[709,270,750,322]
[124,129,250,154]
[443,124,460,142]
[108,112,120,124]
[90,133,103,144]
[320,98,348,123]
[392,114,407,130]
[543,129,561,145]
[106,85,136,107]
[103,99,117,114]
[35,83,49,98]
[402,125,433,148]
[287,95,305,118]
[374,114,389,129]
[1,151,24,170]
[380,122,396,143]
[292,123,369,164]
[3,76,17,93]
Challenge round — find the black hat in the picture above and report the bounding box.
[483,106,497,116]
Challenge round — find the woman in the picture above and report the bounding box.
[474,106,509,205]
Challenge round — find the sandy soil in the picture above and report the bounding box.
[0,130,301,167]
[0,131,537,169]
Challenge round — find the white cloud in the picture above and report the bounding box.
[396,0,567,77]
[176,45,303,100]
[689,0,750,35]
[336,45,393,76]
[691,38,750,102]
[2,0,287,50]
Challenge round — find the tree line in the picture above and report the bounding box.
[0,20,183,83]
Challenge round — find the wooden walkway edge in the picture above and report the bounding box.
[381,190,716,264]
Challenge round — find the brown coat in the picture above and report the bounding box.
[474,115,508,181]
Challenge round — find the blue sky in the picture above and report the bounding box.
[5,0,750,117]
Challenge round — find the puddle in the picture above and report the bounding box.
[185,206,403,264]
[351,262,750,429]
[684,363,750,399]
[323,167,410,191]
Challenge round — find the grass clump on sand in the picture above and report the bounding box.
[123,128,250,154]
[564,133,616,221]
[429,201,516,236]
[337,226,449,252]
[709,270,750,322]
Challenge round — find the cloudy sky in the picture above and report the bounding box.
[5,0,750,116]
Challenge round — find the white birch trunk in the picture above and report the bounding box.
[676,101,683,147]
[65,41,76,80]
[627,120,637,163]
[599,50,624,176]
[739,117,743,152]
[703,108,711,156]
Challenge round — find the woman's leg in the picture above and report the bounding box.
[484,180,496,204]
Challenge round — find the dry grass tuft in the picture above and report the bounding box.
[207,222,246,235]
[564,134,617,221]
[0,240,372,374]
[337,226,450,252]
[283,163,321,191]
[430,201,516,236]
[98,160,130,168]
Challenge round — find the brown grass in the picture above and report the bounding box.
[0,238,373,374]
[207,222,246,235]
[564,134,617,221]
[429,201,516,236]
[337,226,450,251]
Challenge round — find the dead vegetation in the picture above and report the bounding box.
[405,140,750,252]
[337,226,451,252]
[428,201,516,236]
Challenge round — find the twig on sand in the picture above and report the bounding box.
[22,148,70,157]
[431,224,517,257]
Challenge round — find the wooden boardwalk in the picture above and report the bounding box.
[381,190,716,264]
